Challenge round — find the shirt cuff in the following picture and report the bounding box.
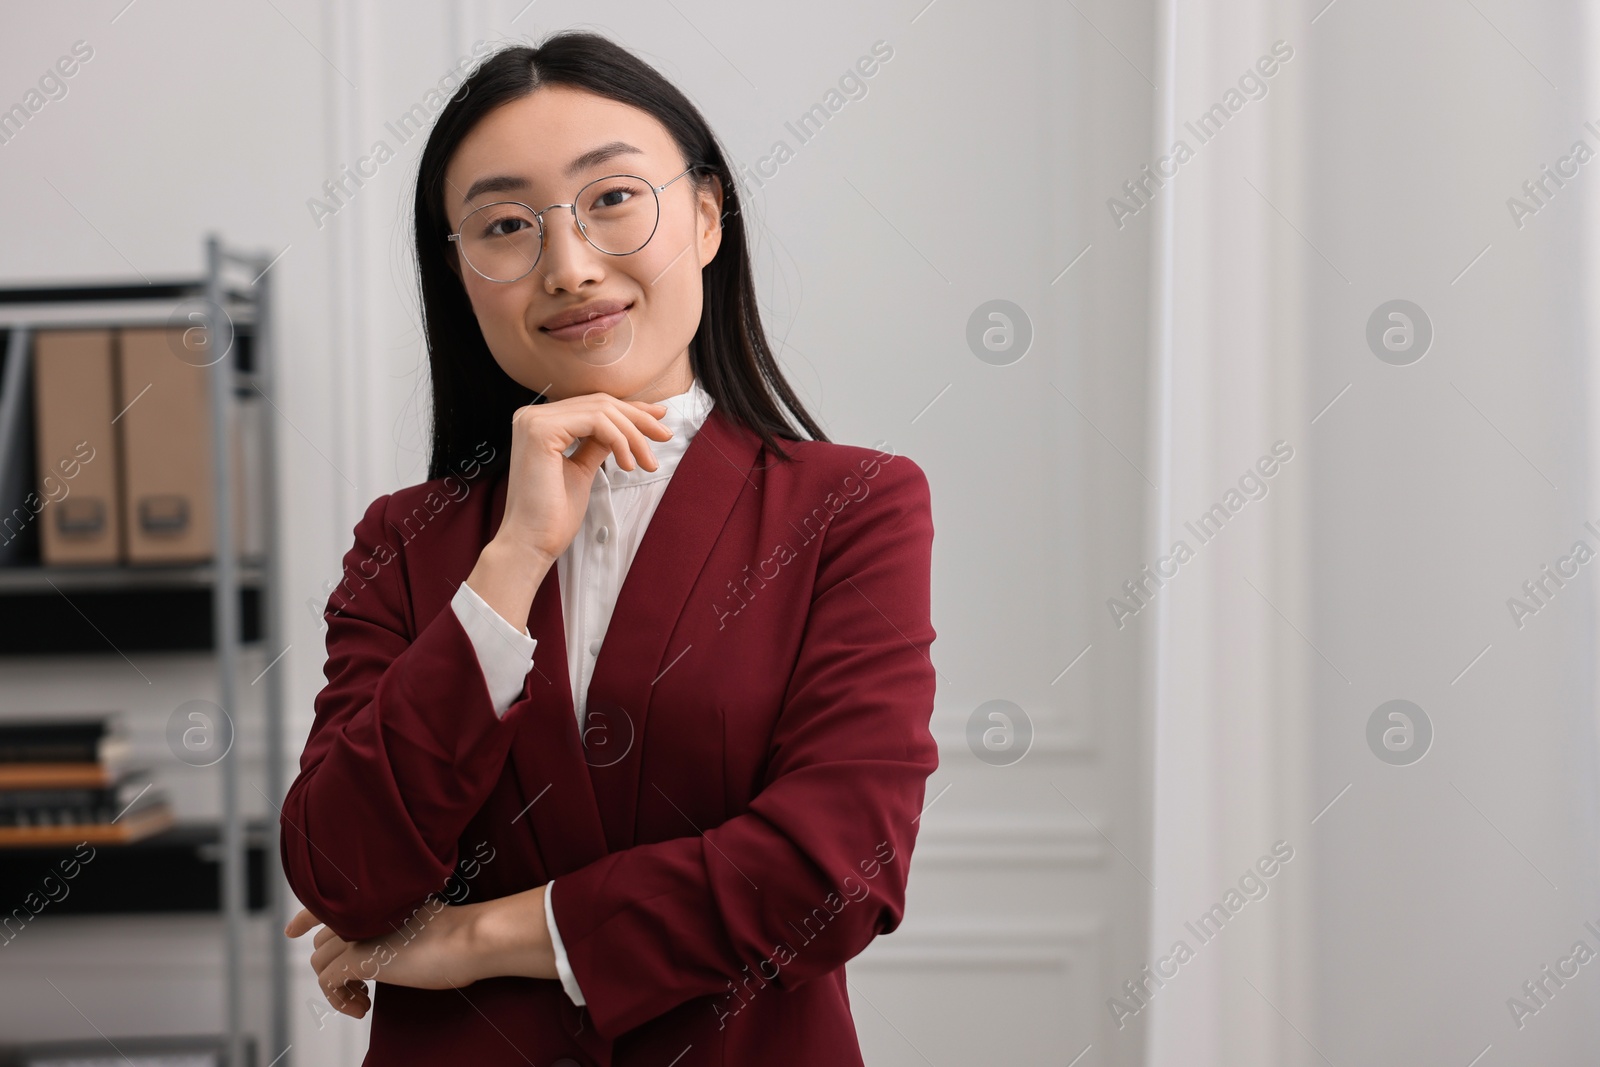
[450,581,537,718]
[544,878,586,1005]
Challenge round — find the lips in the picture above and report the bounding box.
[541,300,633,337]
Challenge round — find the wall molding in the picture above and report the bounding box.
[912,815,1106,868]
[852,914,1101,970]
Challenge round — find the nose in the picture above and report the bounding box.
[536,207,604,293]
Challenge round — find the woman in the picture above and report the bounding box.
[280,31,937,1067]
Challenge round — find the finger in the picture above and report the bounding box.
[597,406,660,471]
[526,402,636,470]
[323,973,370,1018]
[569,409,640,472]
[603,396,676,468]
[334,980,371,1017]
[315,952,371,1013]
[617,397,674,440]
[531,392,669,446]
[311,934,354,976]
[312,923,341,950]
[284,908,321,938]
[522,395,663,473]
[340,982,372,1018]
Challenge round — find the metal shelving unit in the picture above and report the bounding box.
[0,234,289,1067]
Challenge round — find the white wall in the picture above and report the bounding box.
[9,1,1600,1066]
[0,2,1152,1065]
[1302,0,1600,1061]
[1125,0,1600,1063]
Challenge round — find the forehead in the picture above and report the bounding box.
[444,86,679,206]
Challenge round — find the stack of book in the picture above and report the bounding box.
[0,715,173,846]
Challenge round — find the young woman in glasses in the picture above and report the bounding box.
[281,31,936,1067]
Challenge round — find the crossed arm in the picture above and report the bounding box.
[285,882,554,1018]
[281,457,938,1038]
[287,580,569,1017]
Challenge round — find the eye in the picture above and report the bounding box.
[591,184,634,210]
[583,178,649,214]
[482,213,533,238]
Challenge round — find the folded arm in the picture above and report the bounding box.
[279,493,535,942]
[549,457,939,1038]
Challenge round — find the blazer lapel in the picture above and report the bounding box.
[504,551,611,875]
[488,404,762,871]
[582,404,761,850]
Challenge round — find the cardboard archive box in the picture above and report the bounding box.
[29,326,254,566]
[115,326,250,564]
[31,329,121,564]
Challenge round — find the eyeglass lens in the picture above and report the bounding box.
[457,175,661,282]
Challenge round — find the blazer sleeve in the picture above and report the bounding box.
[279,492,527,942]
[549,455,939,1039]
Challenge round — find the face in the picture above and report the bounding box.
[441,85,723,402]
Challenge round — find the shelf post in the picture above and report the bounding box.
[204,233,246,1067]
[254,241,291,1067]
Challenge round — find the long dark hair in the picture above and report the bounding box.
[412,32,828,481]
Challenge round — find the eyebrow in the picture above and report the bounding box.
[460,141,646,204]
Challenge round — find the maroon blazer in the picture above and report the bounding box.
[280,404,939,1066]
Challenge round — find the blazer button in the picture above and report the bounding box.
[596,524,609,544]
[588,638,601,656]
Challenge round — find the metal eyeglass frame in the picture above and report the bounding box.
[447,163,708,283]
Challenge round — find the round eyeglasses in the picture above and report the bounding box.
[447,164,706,283]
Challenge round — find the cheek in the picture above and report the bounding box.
[466,278,510,318]
[467,281,533,343]
[641,206,708,292]
[639,268,703,354]
[635,229,705,322]
[465,282,552,385]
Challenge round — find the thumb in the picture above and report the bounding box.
[284,907,322,938]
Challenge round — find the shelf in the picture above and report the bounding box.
[0,239,289,1066]
[0,820,269,915]
[0,560,265,594]
[0,564,264,654]
[0,280,210,303]
[0,1034,254,1067]
[0,279,261,338]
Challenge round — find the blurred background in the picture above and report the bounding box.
[2,1,1598,1065]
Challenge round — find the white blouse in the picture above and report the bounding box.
[448,376,717,1007]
